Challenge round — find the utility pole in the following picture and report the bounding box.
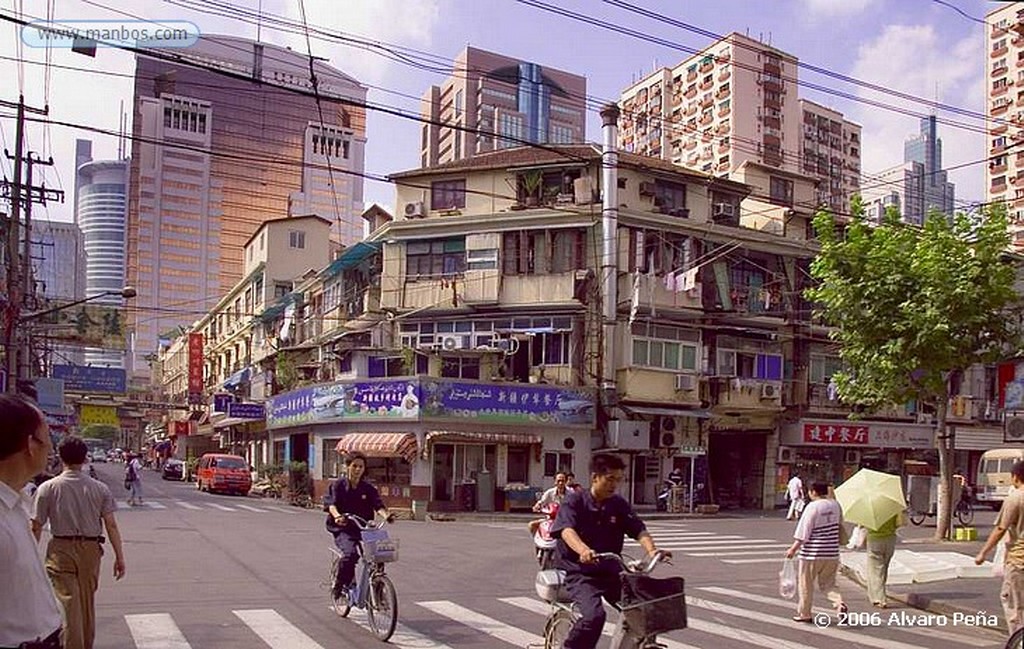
[0,95,53,392]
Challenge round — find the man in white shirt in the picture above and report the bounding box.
[786,473,805,520]
[785,481,847,623]
[0,394,63,648]
[529,472,569,536]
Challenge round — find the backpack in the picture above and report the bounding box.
[125,462,137,483]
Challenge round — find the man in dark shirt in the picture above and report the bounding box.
[326,451,392,600]
[551,453,669,649]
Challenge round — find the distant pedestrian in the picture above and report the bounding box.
[975,459,1024,637]
[125,453,143,506]
[566,472,583,493]
[865,513,901,608]
[34,436,126,649]
[786,473,805,520]
[667,467,685,487]
[0,394,63,649]
[785,481,846,623]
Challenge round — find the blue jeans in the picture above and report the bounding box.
[129,479,143,502]
[333,531,359,591]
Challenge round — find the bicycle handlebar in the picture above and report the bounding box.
[335,513,390,530]
[591,550,670,574]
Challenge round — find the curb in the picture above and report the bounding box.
[839,564,1005,630]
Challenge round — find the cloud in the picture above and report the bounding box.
[801,0,881,18]
[845,24,984,205]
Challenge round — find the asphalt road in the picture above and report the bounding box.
[77,463,1008,649]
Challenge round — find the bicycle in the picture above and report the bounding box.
[1006,626,1023,649]
[536,550,685,649]
[326,514,399,642]
[908,491,974,527]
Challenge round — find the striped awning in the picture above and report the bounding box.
[422,431,542,458]
[335,433,419,463]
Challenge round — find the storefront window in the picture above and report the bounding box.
[365,457,411,486]
[543,451,573,477]
[323,440,344,478]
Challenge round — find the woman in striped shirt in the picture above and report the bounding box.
[785,481,848,623]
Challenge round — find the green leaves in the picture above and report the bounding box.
[807,202,1018,409]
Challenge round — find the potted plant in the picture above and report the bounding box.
[521,170,543,207]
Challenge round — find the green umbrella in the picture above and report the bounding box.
[834,468,906,531]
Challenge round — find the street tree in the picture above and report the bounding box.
[807,200,1021,541]
[81,423,119,442]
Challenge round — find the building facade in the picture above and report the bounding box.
[127,35,367,377]
[618,33,861,214]
[986,3,1024,245]
[419,46,587,168]
[32,219,87,368]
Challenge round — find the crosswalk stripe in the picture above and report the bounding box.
[721,557,787,564]
[204,502,238,512]
[233,609,324,649]
[626,532,717,539]
[326,606,460,648]
[417,600,542,647]
[699,587,1000,647]
[686,549,789,557]
[654,538,783,547]
[174,501,202,510]
[686,595,926,649]
[125,613,192,649]
[144,502,168,510]
[499,597,702,649]
[234,504,269,513]
[263,505,299,514]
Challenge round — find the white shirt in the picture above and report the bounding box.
[129,458,143,480]
[0,481,62,645]
[787,476,804,500]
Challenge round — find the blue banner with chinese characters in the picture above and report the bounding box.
[52,364,127,394]
[267,377,595,429]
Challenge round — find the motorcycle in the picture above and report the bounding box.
[532,502,559,569]
[656,481,671,512]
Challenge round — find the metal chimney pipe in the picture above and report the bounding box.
[600,103,620,394]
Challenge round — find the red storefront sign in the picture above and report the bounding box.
[171,421,191,437]
[187,333,204,405]
[802,423,869,445]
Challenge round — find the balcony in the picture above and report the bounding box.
[992,84,1009,97]
[805,383,846,413]
[616,367,702,406]
[718,68,731,82]
[708,377,783,411]
[617,271,700,313]
[992,45,1009,58]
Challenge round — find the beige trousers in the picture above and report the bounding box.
[46,538,103,649]
[865,535,897,605]
[1002,563,1024,635]
[797,558,843,618]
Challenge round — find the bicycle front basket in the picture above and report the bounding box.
[361,528,399,563]
[619,573,687,636]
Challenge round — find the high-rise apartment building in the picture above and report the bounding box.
[32,219,86,367]
[863,116,955,225]
[419,46,587,168]
[619,33,861,213]
[986,3,1024,246]
[798,100,862,214]
[127,35,367,375]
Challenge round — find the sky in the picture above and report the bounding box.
[0,0,999,223]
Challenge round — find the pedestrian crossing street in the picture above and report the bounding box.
[115,499,303,515]
[103,584,1003,649]
[477,520,794,564]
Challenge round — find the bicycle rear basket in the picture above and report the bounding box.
[361,528,399,563]
[619,574,687,636]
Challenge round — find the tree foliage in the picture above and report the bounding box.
[807,200,1021,539]
[81,423,119,442]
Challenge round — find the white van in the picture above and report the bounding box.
[976,448,1024,510]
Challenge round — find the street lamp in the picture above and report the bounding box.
[19,286,137,323]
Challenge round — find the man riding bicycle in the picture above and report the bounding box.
[550,453,671,649]
[326,451,393,600]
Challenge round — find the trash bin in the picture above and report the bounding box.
[476,470,495,512]
[411,500,427,521]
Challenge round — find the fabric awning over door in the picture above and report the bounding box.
[335,433,419,463]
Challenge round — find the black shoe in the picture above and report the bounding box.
[332,584,346,600]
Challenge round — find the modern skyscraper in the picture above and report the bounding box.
[127,35,367,376]
[32,218,86,367]
[863,116,956,225]
[77,151,129,368]
[986,3,1024,246]
[419,46,587,168]
[619,33,861,214]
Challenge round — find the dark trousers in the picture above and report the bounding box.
[563,569,621,649]
[332,531,359,591]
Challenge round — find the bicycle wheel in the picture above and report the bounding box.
[956,500,975,527]
[329,556,351,618]
[544,609,575,649]
[366,572,398,641]
[908,509,925,526]
[1006,626,1024,649]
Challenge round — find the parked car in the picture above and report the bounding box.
[162,458,186,481]
[91,450,107,463]
[195,453,252,495]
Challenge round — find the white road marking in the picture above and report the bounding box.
[234,504,269,513]
[325,606,459,648]
[720,557,788,564]
[417,600,542,647]
[264,505,299,514]
[174,501,202,510]
[686,548,790,557]
[204,502,237,512]
[233,609,324,649]
[144,502,167,510]
[125,613,192,649]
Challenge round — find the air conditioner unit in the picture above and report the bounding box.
[760,383,779,399]
[607,420,651,450]
[674,374,696,391]
[713,202,735,217]
[440,334,470,351]
[844,450,861,464]
[777,446,794,463]
[638,181,657,197]
[1006,414,1024,442]
[657,431,677,448]
[403,201,426,219]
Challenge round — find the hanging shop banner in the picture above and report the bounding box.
[52,364,127,394]
[187,333,204,404]
[79,404,120,427]
[267,377,596,429]
[40,304,127,349]
[227,402,265,419]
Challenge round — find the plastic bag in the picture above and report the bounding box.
[993,541,1007,577]
[846,525,867,550]
[779,558,797,599]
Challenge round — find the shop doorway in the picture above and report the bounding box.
[708,432,767,509]
[432,443,454,501]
